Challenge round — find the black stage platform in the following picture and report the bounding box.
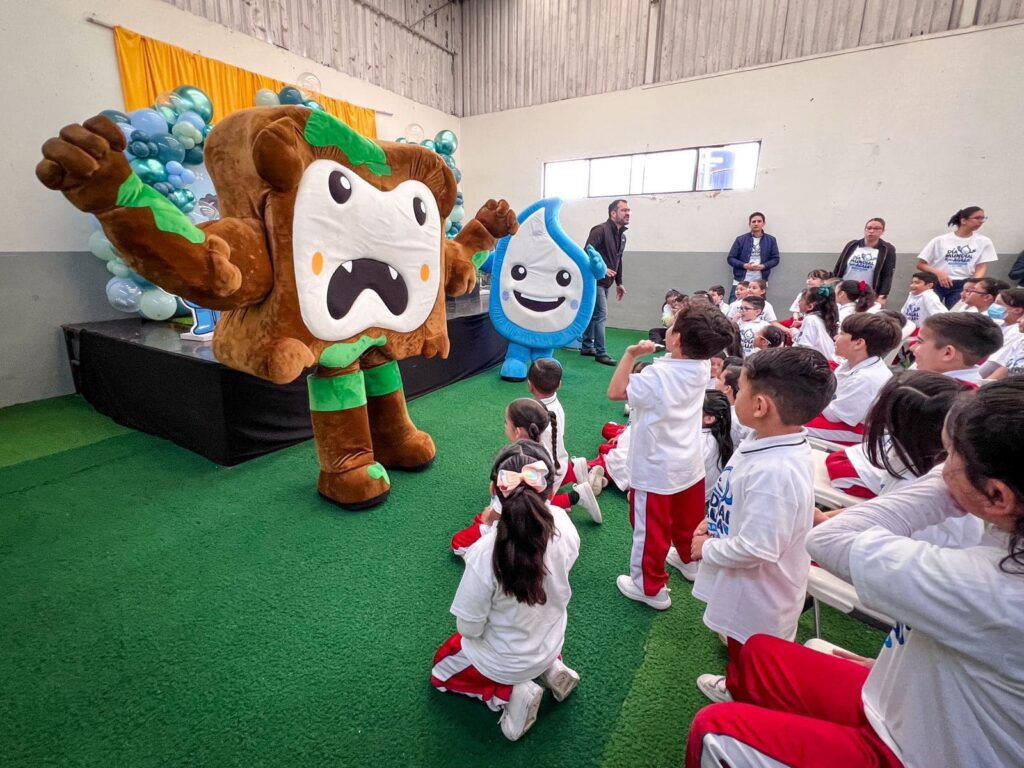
[63,293,506,466]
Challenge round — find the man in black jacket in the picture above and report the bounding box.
[581,199,629,365]
[833,218,897,304]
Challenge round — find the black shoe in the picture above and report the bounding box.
[580,349,597,357]
[595,355,616,366]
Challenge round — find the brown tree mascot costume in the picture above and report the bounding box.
[37,107,518,509]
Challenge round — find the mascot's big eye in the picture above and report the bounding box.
[556,269,571,287]
[413,197,428,226]
[328,171,352,204]
[511,264,527,281]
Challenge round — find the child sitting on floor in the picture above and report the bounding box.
[805,313,902,445]
[431,440,581,742]
[690,347,836,703]
[913,312,1003,386]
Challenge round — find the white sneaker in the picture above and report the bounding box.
[665,546,699,581]
[575,481,602,524]
[616,574,671,610]
[696,674,733,703]
[539,659,580,702]
[588,465,607,496]
[623,403,631,417]
[570,456,589,487]
[499,680,543,741]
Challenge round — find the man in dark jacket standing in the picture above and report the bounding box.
[726,212,780,301]
[582,199,629,365]
[833,217,897,304]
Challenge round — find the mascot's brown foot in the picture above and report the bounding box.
[317,466,390,510]
[363,361,437,471]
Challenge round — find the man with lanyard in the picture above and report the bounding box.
[581,199,629,365]
[833,217,897,305]
[726,213,779,302]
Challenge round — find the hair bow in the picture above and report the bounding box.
[857,281,868,292]
[817,285,833,298]
[496,460,549,497]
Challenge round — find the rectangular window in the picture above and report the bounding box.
[543,141,759,198]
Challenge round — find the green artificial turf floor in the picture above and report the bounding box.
[0,328,885,767]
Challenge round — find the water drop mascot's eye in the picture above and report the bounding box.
[481,198,607,381]
[36,106,518,509]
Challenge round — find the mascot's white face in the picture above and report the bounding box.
[498,209,585,333]
[292,159,442,341]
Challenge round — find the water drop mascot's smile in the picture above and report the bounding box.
[481,198,607,380]
[36,106,518,509]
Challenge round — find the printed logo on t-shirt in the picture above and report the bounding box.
[904,299,921,323]
[884,622,912,648]
[943,245,977,267]
[845,247,878,280]
[739,327,756,353]
[706,467,734,536]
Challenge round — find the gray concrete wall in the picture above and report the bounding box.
[606,249,1019,332]
[0,251,124,408]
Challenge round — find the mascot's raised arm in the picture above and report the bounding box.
[481,198,606,380]
[37,106,518,509]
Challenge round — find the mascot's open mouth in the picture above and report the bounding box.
[327,258,409,319]
[513,291,566,313]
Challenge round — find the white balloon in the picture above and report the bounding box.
[255,88,280,107]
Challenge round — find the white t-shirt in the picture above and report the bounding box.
[737,318,768,357]
[693,430,815,643]
[626,357,710,494]
[918,232,998,280]
[794,313,836,360]
[744,237,762,281]
[901,289,946,325]
[451,503,580,684]
[701,428,724,503]
[999,322,1021,347]
[757,300,777,323]
[990,334,1024,375]
[538,393,568,488]
[822,357,892,426]
[943,367,984,385]
[837,302,856,323]
[842,245,880,284]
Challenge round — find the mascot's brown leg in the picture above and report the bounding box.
[363,360,436,470]
[308,364,391,510]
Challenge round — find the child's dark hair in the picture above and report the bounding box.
[527,358,562,395]
[879,308,907,329]
[912,271,939,287]
[742,295,766,311]
[742,347,837,425]
[631,360,651,374]
[669,305,737,359]
[664,289,683,304]
[947,206,983,227]
[800,285,840,337]
[998,287,1024,310]
[736,280,751,289]
[758,325,786,348]
[976,278,1009,298]
[946,378,1024,574]
[723,355,743,368]
[749,279,769,293]
[702,391,734,471]
[922,314,1003,365]
[838,279,877,313]
[490,441,558,605]
[506,397,559,472]
[709,285,726,298]
[864,371,962,482]
[807,268,833,281]
[841,313,903,357]
[722,364,743,397]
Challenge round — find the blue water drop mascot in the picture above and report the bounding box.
[482,198,607,380]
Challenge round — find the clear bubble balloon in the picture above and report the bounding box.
[255,88,280,107]
[89,230,118,261]
[434,129,458,155]
[129,108,168,137]
[297,71,322,97]
[106,277,144,313]
[406,123,424,143]
[139,289,178,321]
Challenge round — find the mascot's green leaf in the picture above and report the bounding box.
[116,174,206,244]
[304,111,391,177]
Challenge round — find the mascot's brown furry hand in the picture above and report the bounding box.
[37,106,518,509]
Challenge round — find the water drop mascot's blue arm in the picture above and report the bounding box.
[481,198,607,381]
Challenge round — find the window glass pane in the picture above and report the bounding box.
[629,154,645,195]
[544,160,589,199]
[588,155,632,197]
[641,149,696,193]
[697,142,760,191]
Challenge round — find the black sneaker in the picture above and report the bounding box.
[580,349,597,357]
[595,355,616,366]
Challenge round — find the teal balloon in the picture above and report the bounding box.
[449,204,465,224]
[106,258,130,277]
[153,133,186,164]
[127,271,155,290]
[453,168,462,183]
[279,86,304,105]
[303,99,324,111]
[129,157,168,184]
[420,139,436,152]
[155,105,178,125]
[139,289,178,321]
[183,146,204,166]
[173,85,213,123]
[88,230,117,261]
[442,153,458,171]
[434,129,458,155]
[100,109,130,125]
[394,137,408,143]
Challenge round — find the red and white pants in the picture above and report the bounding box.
[805,415,865,446]
[686,634,902,768]
[825,450,876,499]
[430,632,511,711]
[628,481,705,595]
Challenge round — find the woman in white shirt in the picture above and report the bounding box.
[685,378,1024,768]
[916,206,997,309]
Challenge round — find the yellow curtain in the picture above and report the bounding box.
[113,27,376,138]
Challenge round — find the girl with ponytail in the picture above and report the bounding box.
[431,441,581,742]
[836,279,878,319]
[793,284,839,360]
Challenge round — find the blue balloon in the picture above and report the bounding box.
[168,174,184,189]
[442,153,458,171]
[128,141,150,158]
[130,130,149,142]
[180,168,196,185]
[165,160,184,175]
[153,133,186,164]
[177,110,206,131]
[105,277,144,313]
[303,99,324,111]
[278,86,304,105]
[117,123,135,145]
[420,139,436,152]
[101,109,131,125]
[129,108,169,138]
[183,146,204,165]
[395,137,408,143]
[152,182,173,195]
[453,167,462,183]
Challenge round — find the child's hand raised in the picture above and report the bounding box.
[626,340,659,357]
